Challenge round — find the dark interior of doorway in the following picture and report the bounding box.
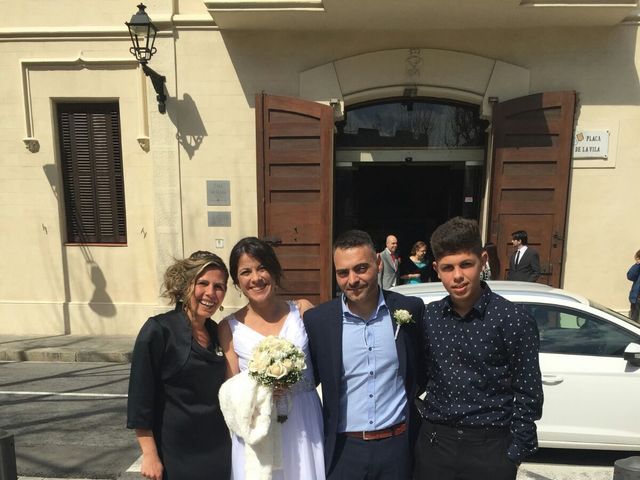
[334,162,472,261]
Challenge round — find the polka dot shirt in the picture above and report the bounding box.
[421,282,543,463]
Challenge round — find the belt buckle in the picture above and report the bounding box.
[362,429,381,441]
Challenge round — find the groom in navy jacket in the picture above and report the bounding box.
[304,230,425,479]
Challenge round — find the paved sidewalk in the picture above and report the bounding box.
[55,451,619,480]
[114,455,614,480]
[13,464,618,480]
[517,463,613,479]
[13,462,617,480]
[0,335,134,363]
[18,478,110,480]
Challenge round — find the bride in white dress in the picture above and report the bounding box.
[219,237,325,480]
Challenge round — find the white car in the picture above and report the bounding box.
[392,280,640,451]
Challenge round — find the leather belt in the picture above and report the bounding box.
[344,422,407,441]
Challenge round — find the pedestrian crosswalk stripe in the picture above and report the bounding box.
[0,390,127,398]
[126,455,142,472]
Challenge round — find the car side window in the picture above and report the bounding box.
[518,303,640,357]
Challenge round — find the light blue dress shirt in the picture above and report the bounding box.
[338,289,407,432]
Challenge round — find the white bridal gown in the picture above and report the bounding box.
[227,301,326,480]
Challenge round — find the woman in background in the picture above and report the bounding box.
[481,242,500,281]
[399,240,432,284]
[627,249,640,321]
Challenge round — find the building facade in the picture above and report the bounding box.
[2,0,639,335]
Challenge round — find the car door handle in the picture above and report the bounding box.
[542,375,564,385]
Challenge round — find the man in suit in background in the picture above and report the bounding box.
[304,230,425,480]
[378,234,399,289]
[507,230,540,282]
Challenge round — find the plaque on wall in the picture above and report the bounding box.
[207,180,231,206]
[573,130,609,159]
[208,212,231,227]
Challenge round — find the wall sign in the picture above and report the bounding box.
[207,180,231,206]
[573,130,609,159]
[208,212,231,227]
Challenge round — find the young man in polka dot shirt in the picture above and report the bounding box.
[414,217,543,480]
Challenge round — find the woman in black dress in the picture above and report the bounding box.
[127,251,231,480]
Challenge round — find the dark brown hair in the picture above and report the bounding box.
[511,230,528,245]
[483,242,500,279]
[229,237,283,287]
[410,241,427,256]
[430,217,482,261]
[333,229,376,255]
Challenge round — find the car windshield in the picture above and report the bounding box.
[590,300,640,329]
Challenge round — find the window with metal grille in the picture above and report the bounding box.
[57,102,127,244]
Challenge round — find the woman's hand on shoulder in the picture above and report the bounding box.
[295,298,314,316]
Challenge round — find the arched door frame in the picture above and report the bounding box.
[299,48,531,240]
[299,48,530,119]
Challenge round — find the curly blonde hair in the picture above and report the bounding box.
[162,251,229,308]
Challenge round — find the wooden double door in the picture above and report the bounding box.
[256,91,576,302]
[488,91,576,286]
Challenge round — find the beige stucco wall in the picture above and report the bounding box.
[173,27,259,308]
[1,1,638,335]
[564,106,640,306]
[0,0,174,29]
[0,39,163,334]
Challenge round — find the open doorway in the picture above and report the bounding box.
[335,162,466,260]
[334,98,488,262]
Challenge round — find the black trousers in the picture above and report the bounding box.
[630,301,640,321]
[328,431,411,480]
[413,421,518,480]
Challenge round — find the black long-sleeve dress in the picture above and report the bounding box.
[127,305,231,480]
[398,256,434,284]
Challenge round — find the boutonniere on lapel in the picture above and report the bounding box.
[214,345,224,357]
[392,309,414,340]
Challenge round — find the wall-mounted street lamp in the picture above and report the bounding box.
[126,4,167,114]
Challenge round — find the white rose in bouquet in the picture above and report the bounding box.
[267,361,288,379]
[248,350,270,373]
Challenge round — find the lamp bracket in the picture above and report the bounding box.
[142,64,167,114]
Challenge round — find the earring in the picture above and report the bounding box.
[218,305,224,312]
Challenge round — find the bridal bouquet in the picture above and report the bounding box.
[248,335,306,422]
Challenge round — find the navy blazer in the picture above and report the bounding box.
[303,289,425,475]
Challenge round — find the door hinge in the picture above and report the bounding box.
[260,236,282,246]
